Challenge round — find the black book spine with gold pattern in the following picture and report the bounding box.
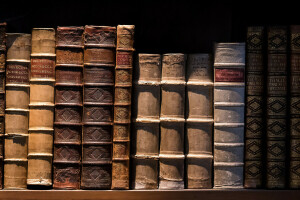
[81,25,116,189]
[112,25,135,189]
[266,26,287,189]
[290,25,300,189]
[53,27,84,189]
[245,26,265,188]
[0,22,6,189]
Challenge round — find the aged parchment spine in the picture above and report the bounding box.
[213,43,245,188]
[81,25,116,189]
[186,54,213,189]
[112,25,135,189]
[27,28,55,187]
[4,33,31,189]
[0,22,6,189]
[245,26,265,188]
[53,27,84,189]
[159,53,186,189]
[132,54,161,189]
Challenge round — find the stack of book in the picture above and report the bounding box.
[0,21,300,190]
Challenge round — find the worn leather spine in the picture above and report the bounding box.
[132,54,161,189]
[112,25,135,189]
[290,25,300,189]
[53,27,84,189]
[0,23,6,190]
[186,54,213,189]
[245,26,264,188]
[0,22,6,189]
[214,43,245,189]
[159,53,186,189]
[81,26,116,189]
[27,28,55,187]
[4,33,31,189]
[266,27,287,189]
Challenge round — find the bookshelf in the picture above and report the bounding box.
[0,190,300,200]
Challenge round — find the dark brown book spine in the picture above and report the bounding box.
[290,25,300,189]
[53,27,84,189]
[245,26,264,188]
[132,54,161,189]
[112,25,135,189]
[5,33,31,189]
[81,25,116,189]
[0,22,6,189]
[266,26,287,189]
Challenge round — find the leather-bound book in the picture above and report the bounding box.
[290,25,300,189]
[132,54,161,189]
[213,43,245,188]
[4,33,31,189]
[266,26,287,189]
[186,54,213,189]
[53,27,84,189]
[159,53,186,189]
[27,28,55,187]
[0,22,6,189]
[245,26,265,188]
[112,25,135,189]
[81,25,116,189]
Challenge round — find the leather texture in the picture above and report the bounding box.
[214,43,245,189]
[159,53,186,190]
[266,26,287,189]
[245,26,264,189]
[27,28,55,187]
[290,25,300,189]
[5,33,31,189]
[186,54,213,189]
[81,26,116,189]
[112,25,135,190]
[53,26,84,190]
[132,54,161,189]
[0,22,6,189]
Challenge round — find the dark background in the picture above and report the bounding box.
[0,1,298,53]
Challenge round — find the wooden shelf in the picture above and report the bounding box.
[0,189,300,200]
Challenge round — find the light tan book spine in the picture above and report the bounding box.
[132,54,161,189]
[4,33,31,189]
[159,53,186,189]
[186,54,213,189]
[27,28,56,186]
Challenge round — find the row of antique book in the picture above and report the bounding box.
[0,22,299,190]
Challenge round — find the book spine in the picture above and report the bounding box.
[4,33,31,189]
[213,43,245,189]
[159,53,186,189]
[112,25,135,189]
[81,26,116,189]
[0,22,6,189]
[266,26,287,189]
[27,28,55,187]
[290,25,300,189]
[132,54,161,189]
[245,26,265,188]
[53,27,84,189]
[186,54,213,189]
